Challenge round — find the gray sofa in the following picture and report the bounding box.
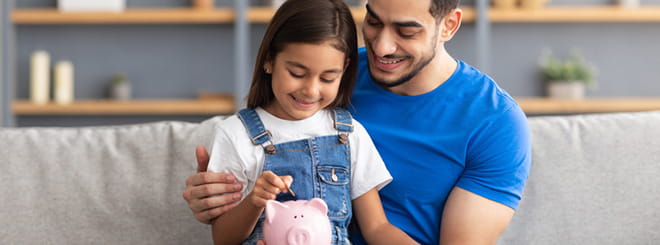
[1,111,659,244]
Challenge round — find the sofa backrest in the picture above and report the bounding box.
[499,111,660,244]
[3,111,660,244]
[0,117,222,244]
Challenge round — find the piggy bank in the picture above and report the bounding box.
[263,198,332,245]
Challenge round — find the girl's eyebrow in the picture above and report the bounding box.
[285,61,308,70]
[285,61,343,73]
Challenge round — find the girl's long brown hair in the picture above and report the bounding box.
[246,0,358,109]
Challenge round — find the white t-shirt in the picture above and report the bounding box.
[208,107,392,201]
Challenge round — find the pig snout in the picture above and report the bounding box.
[286,226,313,245]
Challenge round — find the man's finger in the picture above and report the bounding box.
[195,202,240,224]
[189,181,242,200]
[189,191,242,212]
[186,172,238,187]
[195,145,210,173]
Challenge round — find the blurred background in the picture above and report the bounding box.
[1,0,660,127]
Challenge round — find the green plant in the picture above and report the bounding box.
[540,49,597,86]
[111,73,127,85]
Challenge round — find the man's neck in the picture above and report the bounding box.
[387,48,457,96]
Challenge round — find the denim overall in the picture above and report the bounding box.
[239,108,353,245]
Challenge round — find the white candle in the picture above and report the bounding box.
[618,0,640,8]
[54,60,74,105]
[271,0,286,8]
[30,50,50,104]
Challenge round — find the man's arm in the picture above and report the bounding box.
[439,187,514,245]
[353,189,419,245]
[182,146,244,224]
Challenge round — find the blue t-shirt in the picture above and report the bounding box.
[349,47,531,245]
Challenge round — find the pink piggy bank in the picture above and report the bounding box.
[263,198,332,245]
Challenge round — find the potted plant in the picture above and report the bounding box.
[110,73,132,100]
[540,49,597,99]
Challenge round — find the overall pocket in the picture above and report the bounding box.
[317,166,350,218]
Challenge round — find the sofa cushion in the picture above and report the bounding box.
[499,111,660,244]
[0,117,222,244]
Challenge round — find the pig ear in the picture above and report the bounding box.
[265,200,288,224]
[307,198,328,214]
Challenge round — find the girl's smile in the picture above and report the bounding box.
[264,41,346,121]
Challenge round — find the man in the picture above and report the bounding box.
[183,0,531,244]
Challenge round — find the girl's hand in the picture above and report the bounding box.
[247,171,293,208]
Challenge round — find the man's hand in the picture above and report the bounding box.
[182,145,244,224]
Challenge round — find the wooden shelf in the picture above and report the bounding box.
[246,7,370,23]
[515,97,660,114]
[11,6,475,25]
[11,6,660,25]
[12,99,235,115]
[490,6,660,23]
[248,6,475,23]
[11,8,235,24]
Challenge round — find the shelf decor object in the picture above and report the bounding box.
[519,0,549,9]
[618,0,640,8]
[109,73,131,101]
[54,60,74,105]
[540,49,597,100]
[30,50,50,105]
[270,0,286,9]
[492,0,517,9]
[58,0,126,12]
[192,0,214,11]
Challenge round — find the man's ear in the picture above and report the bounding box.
[344,58,350,71]
[438,8,463,42]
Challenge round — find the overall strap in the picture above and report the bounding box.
[333,108,354,133]
[333,108,353,144]
[237,108,276,154]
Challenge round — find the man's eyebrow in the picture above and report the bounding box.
[395,21,422,28]
[365,4,422,28]
[365,4,380,21]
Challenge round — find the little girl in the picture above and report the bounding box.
[208,0,417,244]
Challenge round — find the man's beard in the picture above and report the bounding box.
[370,50,435,88]
[368,30,439,88]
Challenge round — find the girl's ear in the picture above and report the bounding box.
[264,60,273,74]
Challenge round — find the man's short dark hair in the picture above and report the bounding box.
[429,0,460,21]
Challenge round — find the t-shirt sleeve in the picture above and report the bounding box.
[457,104,532,210]
[207,121,251,199]
[349,119,393,200]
